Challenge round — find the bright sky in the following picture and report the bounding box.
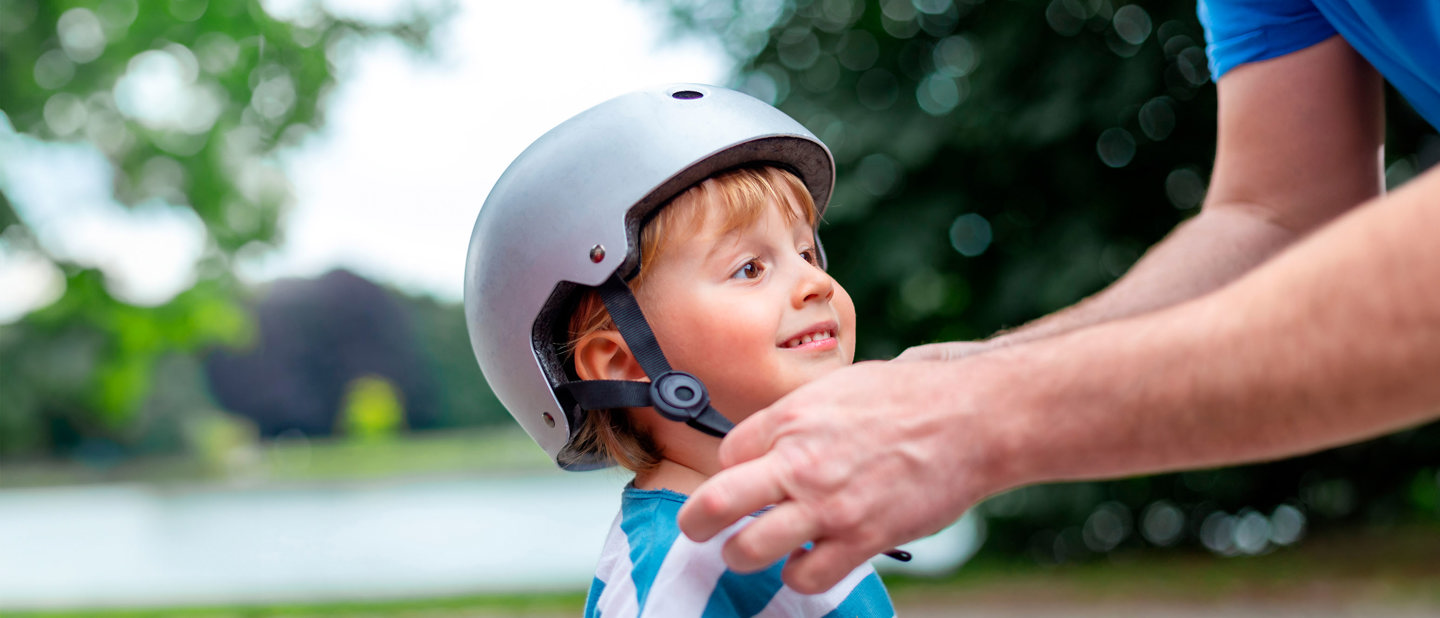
[0,0,730,322]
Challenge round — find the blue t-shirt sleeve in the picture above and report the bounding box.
[1198,0,1338,79]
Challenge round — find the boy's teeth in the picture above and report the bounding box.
[785,330,831,348]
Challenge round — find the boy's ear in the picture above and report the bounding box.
[573,330,647,381]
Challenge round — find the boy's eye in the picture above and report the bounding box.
[732,260,764,280]
[799,249,817,265]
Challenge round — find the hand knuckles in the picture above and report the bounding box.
[726,533,773,566]
[789,562,841,595]
[790,572,826,594]
[781,442,846,491]
[817,494,868,533]
[693,488,730,519]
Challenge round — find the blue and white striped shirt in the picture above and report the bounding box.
[584,485,895,617]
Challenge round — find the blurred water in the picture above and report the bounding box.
[0,474,981,609]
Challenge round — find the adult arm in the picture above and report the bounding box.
[676,37,1426,592]
[901,36,1384,361]
[680,158,1440,593]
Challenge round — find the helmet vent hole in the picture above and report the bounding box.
[671,90,703,100]
[542,412,556,428]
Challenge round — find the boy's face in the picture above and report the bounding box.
[635,190,857,422]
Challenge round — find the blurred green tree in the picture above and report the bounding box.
[337,374,405,442]
[392,287,509,429]
[648,0,1439,560]
[0,0,448,458]
[204,269,443,438]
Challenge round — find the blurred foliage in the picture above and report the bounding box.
[645,0,1440,561]
[205,269,441,437]
[182,408,259,474]
[338,375,407,442]
[0,0,448,457]
[205,269,508,439]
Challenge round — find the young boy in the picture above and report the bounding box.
[464,85,894,617]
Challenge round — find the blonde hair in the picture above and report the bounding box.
[560,166,818,472]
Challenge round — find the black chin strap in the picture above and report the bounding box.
[555,273,734,438]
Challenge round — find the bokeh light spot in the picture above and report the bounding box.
[1082,502,1131,552]
[933,34,979,78]
[83,105,132,156]
[1269,504,1306,545]
[912,0,953,15]
[33,50,76,90]
[138,155,189,205]
[196,32,241,74]
[815,0,864,33]
[1096,127,1136,168]
[97,0,139,30]
[1141,500,1185,546]
[1233,509,1271,555]
[114,48,224,134]
[1199,511,1237,556]
[169,0,208,22]
[250,66,297,121]
[777,27,821,70]
[0,240,67,323]
[880,0,921,38]
[899,268,947,316]
[1176,46,1210,85]
[916,74,966,116]
[949,212,992,257]
[1139,96,1176,141]
[857,152,902,196]
[58,8,107,64]
[1045,0,1085,36]
[1112,5,1152,46]
[1165,167,1206,209]
[43,93,88,137]
[741,64,789,104]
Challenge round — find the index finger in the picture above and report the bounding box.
[677,454,789,542]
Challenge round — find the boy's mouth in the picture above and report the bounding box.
[780,323,838,349]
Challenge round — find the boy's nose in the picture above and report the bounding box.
[793,264,836,307]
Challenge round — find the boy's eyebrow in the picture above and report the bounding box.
[701,228,747,264]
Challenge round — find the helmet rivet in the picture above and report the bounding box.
[542,412,555,428]
[589,244,605,263]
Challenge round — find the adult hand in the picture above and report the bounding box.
[677,357,1023,593]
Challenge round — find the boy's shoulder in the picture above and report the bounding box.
[586,486,895,618]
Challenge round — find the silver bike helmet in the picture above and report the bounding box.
[463,84,835,470]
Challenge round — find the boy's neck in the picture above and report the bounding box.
[633,415,726,495]
[632,442,724,495]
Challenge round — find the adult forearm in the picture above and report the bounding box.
[996,169,1440,484]
[994,204,1301,347]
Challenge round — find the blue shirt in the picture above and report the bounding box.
[1198,0,1440,129]
[584,486,895,618]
